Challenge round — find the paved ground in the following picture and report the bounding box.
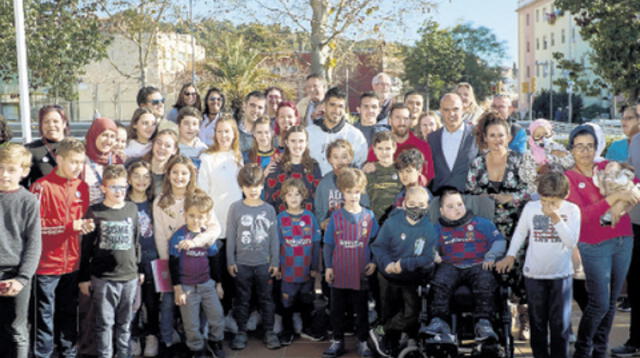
[224,306,631,358]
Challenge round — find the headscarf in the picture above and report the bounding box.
[528,118,553,165]
[85,117,121,165]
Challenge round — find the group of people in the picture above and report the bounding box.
[1,72,640,358]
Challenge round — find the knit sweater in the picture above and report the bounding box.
[0,187,42,285]
[435,215,506,268]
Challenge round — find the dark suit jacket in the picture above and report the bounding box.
[427,125,478,194]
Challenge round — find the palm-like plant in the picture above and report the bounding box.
[203,35,278,111]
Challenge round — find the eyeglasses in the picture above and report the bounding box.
[572,144,595,152]
[184,92,197,96]
[149,98,165,105]
[208,97,223,102]
[107,185,129,192]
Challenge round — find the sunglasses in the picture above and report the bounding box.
[184,92,197,96]
[208,96,223,102]
[149,98,165,105]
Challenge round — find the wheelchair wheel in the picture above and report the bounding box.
[398,345,428,358]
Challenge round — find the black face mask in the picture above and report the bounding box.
[405,206,429,222]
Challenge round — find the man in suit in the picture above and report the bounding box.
[428,93,478,194]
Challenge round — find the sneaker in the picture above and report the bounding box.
[301,328,325,342]
[518,304,530,341]
[131,337,142,356]
[206,340,226,358]
[279,331,295,346]
[273,314,283,334]
[368,326,390,358]
[144,335,159,357]
[474,319,499,342]
[224,313,238,334]
[230,331,248,350]
[423,317,451,336]
[264,330,282,350]
[322,339,346,358]
[611,343,640,357]
[247,310,261,331]
[292,312,303,334]
[357,340,373,357]
[618,297,632,313]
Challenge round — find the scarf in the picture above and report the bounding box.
[85,117,120,165]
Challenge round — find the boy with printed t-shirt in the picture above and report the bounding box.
[226,164,280,351]
[78,164,142,358]
[0,144,42,358]
[277,178,322,345]
[496,171,580,358]
[323,168,379,358]
[170,192,225,358]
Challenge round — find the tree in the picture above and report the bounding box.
[451,23,507,102]
[0,0,110,100]
[554,0,640,101]
[201,35,280,113]
[219,0,435,82]
[97,0,172,87]
[532,89,583,122]
[403,21,465,107]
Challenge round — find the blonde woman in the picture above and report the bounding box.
[455,82,484,125]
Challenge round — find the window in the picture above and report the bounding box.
[561,29,566,43]
[572,28,576,42]
[526,66,530,78]
[536,65,540,77]
[543,35,547,49]
[536,38,540,50]
[527,41,530,53]
[551,33,555,47]
[526,14,530,26]
[536,9,539,22]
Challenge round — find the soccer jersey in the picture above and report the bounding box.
[278,210,321,283]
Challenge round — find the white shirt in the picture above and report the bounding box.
[199,113,220,147]
[124,140,152,161]
[441,123,465,171]
[507,200,581,279]
[306,120,368,176]
[197,151,243,238]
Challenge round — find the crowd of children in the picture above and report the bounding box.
[0,79,634,358]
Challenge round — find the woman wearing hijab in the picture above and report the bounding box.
[83,117,122,205]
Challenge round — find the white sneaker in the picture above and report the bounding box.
[130,337,142,356]
[293,312,303,334]
[247,310,261,331]
[273,314,283,334]
[225,312,239,334]
[143,335,159,357]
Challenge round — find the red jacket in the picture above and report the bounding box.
[30,170,89,275]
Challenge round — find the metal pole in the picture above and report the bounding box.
[528,92,533,122]
[549,61,553,121]
[13,0,32,143]
[190,0,196,84]
[568,81,574,124]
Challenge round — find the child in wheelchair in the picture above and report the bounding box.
[424,187,506,343]
[369,186,438,357]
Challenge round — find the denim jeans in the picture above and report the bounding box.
[34,272,79,358]
[233,264,275,332]
[179,279,224,351]
[92,277,137,358]
[574,236,633,358]
[0,277,31,358]
[627,224,640,346]
[525,276,572,358]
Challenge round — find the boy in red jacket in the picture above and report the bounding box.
[30,138,94,358]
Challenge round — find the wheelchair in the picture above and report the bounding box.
[397,272,514,358]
